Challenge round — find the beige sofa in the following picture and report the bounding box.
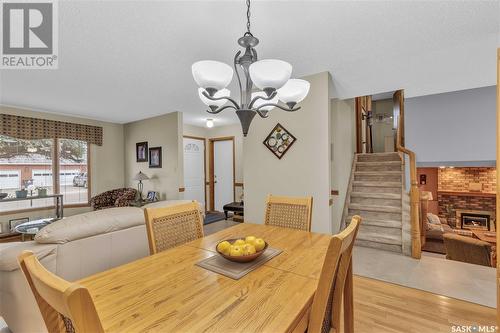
[0,200,198,333]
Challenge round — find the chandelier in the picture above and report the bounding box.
[191,0,310,137]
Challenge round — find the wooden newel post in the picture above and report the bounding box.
[410,182,421,259]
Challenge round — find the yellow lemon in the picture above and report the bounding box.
[245,236,257,246]
[243,244,256,256]
[217,241,231,255]
[233,239,246,247]
[230,245,243,256]
[254,238,266,251]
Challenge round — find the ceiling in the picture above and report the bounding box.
[1,1,499,127]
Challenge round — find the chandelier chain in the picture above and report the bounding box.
[246,0,251,33]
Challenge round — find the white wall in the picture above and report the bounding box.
[124,112,183,200]
[244,72,332,233]
[406,86,496,164]
[330,98,356,233]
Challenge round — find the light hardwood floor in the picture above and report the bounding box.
[351,276,496,333]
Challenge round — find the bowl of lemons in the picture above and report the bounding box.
[216,236,268,263]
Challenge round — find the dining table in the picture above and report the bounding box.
[77,223,333,333]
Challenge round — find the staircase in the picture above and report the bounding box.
[343,152,411,255]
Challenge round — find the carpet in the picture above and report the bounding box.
[204,212,228,225]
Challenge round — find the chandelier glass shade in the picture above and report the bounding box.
[191,0,309,136]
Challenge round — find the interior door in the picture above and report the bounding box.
[213,140,234,212]
[183,137,205,210]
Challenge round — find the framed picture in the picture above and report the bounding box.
[147,191,160,202]
[263,123,297,159]
[149,147,162,168]
[136,142,148,162]
[9,217,29,231]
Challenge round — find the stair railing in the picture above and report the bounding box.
[394,90,421,259]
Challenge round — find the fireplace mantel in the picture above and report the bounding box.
[438,191,496,198]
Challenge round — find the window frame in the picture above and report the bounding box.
[0,138,91,215]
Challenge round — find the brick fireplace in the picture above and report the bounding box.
[437,167,496,231]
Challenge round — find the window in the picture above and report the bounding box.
[58,139,88,205]
[0,135,90,213]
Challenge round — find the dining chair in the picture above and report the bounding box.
[308,215,361,333]
[18,250,104,333]
[264,194,313,231]
[144,201,204,254]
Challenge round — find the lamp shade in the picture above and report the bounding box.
[249,59,292,90]
[251,91,278,111]
[198,88,230,107]
[192,60,233,90]
[133,171,149,181]
[277,79,310,104]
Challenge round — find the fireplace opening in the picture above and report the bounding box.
[460,213,490,231]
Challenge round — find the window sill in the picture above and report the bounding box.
[0,203,90,216]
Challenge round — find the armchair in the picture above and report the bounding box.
[90,188,137,210]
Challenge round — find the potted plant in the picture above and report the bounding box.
[15,188,28,199]
[36,186,48,197]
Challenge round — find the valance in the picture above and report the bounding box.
[0,114,103,146]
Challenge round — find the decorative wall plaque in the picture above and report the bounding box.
[263,123,296,159]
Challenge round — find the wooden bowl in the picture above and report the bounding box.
[216,238,268,263]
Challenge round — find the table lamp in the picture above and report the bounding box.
[133,171,149,201]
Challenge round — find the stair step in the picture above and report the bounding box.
[348,208,402,222]
[351,192,401,200]
[357,153,401,162]
[347,216,401,228]
[352,181,401,188]
[350,196,401,208]
[356,161,401,165]
[348,203,402,213]
[354,171,402,182]
[356,227,402,245]
[356,161,402,172]
[355,239,403,253]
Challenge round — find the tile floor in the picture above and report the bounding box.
[204,219,240,235]
[353,245,496,307]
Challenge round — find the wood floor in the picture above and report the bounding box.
[0,267,496,333]
[350,276,497,333]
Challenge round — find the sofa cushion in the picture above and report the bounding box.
[35,207,144,244]
[427,213,441,225]
[0,241,56,271]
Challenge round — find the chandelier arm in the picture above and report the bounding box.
[202,91,241,109]
[248,91,277,109]
[255,103,301,112]
[256,110,269,118]
[207,105,237,114]
[233,51,243,105]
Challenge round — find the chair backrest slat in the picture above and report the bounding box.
[144,201,204,254]
[308,215,361,333]
[18,251,104,333]
[264,194,313,231]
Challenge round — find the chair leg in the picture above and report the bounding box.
[343,260,354,333]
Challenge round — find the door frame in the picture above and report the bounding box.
[183,135,207,212]
[209,136,235,212]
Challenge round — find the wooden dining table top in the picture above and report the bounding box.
[77,223,332,333]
